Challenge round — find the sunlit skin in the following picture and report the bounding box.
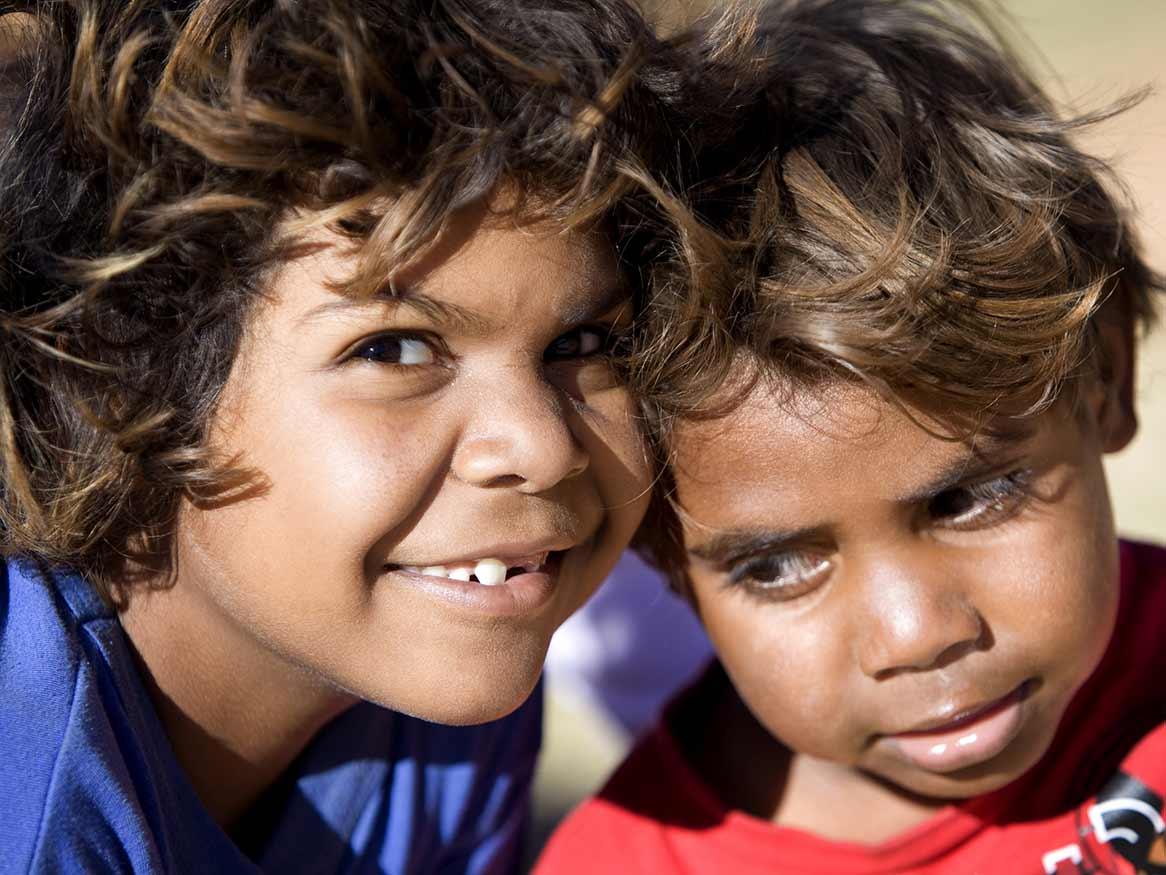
[671,349,1136,844]
[120,201,652,828]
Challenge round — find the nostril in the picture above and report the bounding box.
[931,636,986,671]
[482,474,527,490]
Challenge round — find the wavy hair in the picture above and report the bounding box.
[0,0,731,598]
[632,0,1164,585]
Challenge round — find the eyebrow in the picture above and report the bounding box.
[296,288,491,334]
[687,526,826,565]
[686,436,1032,565]
[296,279,631,333]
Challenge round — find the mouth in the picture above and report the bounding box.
[395,552,555,586]
[882,680,1034,775]
[382,544,579,619]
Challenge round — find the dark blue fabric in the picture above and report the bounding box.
[0,558,541,874]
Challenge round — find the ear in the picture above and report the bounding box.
[1089,293,1138,454]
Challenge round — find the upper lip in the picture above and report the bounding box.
[388,536,584,569]
[890,683,1025,736]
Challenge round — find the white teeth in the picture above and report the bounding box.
[474,558,508,586]
[398,555,546,585]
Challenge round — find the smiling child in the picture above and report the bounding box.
[536,0,1166,872]
[0,1,700,871]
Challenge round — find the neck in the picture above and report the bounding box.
[119,580,355,830]
[779,753,945,844]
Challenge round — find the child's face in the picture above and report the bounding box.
[172,204,651,724]
[671,372,1134,800]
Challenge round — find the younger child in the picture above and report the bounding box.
[0,1,695,871]
[537,1,1166,872]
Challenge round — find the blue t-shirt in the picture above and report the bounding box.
[0,558,541,874]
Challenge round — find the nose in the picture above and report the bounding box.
[854,551,986,679]
[450,369,590,493]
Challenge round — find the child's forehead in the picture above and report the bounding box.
[250,201,624,331]
[275,184,609,269]
[673,377,898,450]
[669,375,1040,497]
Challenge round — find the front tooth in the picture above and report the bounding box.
[474,558,507,586]
[449,567,472,581]
[421,565,447,577]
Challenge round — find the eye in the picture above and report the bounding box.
[727,551,832,602]
[348,333,438,366]
[929,470,1031,530]
[544,324,625,361]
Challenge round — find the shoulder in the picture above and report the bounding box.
[0,559,172,873]
[0,558,91,871]
[536,663,739,874]
[534,796,637,874]
[534,722,716,875]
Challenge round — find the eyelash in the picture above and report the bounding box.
[928,469,1033,531]
[727,551,832,602]
[343,321,627,372]
[346,332,444,367]
[544,323,628,361]
[722,470,1033,603]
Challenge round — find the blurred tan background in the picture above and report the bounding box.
[528,0,1166,867]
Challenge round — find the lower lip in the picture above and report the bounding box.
[385,554,565,619]
[886,683,1031,774]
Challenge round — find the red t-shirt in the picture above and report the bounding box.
[536,541,1166,875]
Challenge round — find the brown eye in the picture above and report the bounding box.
[728,552,832,601]
[929,488,979,519]
[544,324,624,361]
[349,334,437,366]
[930,471,1031,530]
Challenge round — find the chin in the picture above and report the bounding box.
[402,674,542,727]
[355,644,547,726]
[893,735,1050,802]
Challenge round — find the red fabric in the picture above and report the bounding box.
[535,541,1166,875]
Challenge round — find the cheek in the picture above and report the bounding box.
[555,391,651,616]
[696,586,856,755]
[1008,483,1119,683]
[577,389,652,514]
[204,391,453,585]
[296,399,448,518]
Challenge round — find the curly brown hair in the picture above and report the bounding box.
[0,0,733,599]
[632,0,1164,586]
